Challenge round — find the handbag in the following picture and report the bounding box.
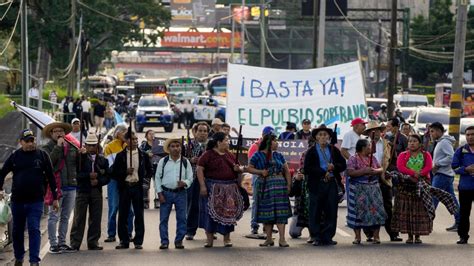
[239,186,250,211]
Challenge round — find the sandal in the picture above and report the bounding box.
[352,239,361,245]
[373,239,381,244]
[279,240,289,248]
[204,242,213,248]
[224,241,233,247]
[259,240,275,247]
[414,238,422,244]
[406,238,414,244]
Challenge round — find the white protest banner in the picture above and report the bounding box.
[226,61,367,138]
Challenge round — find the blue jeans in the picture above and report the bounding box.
[48,189,76,246]
[432,173,460,223]
[107,179,134,238]
[251,175,259,231]
[160,190,187,244]
[11,201,43,263]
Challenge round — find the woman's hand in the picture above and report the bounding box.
[233,164,241,172]
[261,169,269,178]
[295,172,304,181]
[327,163,335,172]
[199,185,208,197]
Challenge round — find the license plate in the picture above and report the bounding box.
[149,118,158,122]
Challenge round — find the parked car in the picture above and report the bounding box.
[394,94,429,107]
[459,117,474,146]
[134,94,174,133]
[400,107,416,120]
[192,96,226,123]
[407,107,450,136]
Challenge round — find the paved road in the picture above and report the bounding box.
[6,124,474,265]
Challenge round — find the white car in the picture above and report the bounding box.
[459,117,474,146]
[407,107,450,136]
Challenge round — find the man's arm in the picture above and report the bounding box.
[0,155,14,190]
[42,152,58,200]
[340,148,350,160]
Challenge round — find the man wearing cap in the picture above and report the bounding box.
[430,122,460,231]
[0,129,59,265]
[185,122,209,240]
[296,119,312,140]
[112,131,153,249]
[278,122,297,140]
[385,118,408,171]
[70,118,87,143]
[247,126,274,235]
[341,118,367,160]
[208,118,224,139]
[363,121,402,242]
[367,107,377,121]
[70,132,110,251]
[42,122,79,254]
[156,138,193,249]
[378,104,388,122]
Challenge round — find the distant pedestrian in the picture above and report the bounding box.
[296,119,312,140]
[94,100,106,134]
[278,122,297,140]
[368,106,377,121]
[208,118,224,139]
[81,96,92,131]
[0,129,59,265]
[378,104,388,122]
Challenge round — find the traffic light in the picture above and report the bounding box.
[301,0,348,17]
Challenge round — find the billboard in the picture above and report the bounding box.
[170,0,216,27]
[162,31,241,48]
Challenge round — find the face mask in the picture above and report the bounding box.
[385,131,393,137]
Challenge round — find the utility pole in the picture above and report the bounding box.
[449,0,468,147]
[259,0,266,67]
[230,16,235,63]
[67,0,76,96]
[387,0,398,117]
[76,13,83,94]
[312,0,319,68]
[240,0,245,64]
[217,21,221,73]
[375,19,382,98]
[317,0,326,67]
[20,0,29,128]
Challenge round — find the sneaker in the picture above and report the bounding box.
[185,235,194,240]
[104,237,116,242]
[14,259,23,266]
[457,238,468,244]
[251,228,258,235]
[446,224,458,232]
[49,245,61,254]
[59,244,78,253]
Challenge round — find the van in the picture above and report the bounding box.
[394,94,428,107]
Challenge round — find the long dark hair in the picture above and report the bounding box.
[206,132,227,151]
[258,134,276,151]
[355,139,370,153]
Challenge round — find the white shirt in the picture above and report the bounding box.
[70,131,82,142]
[81,100,91,112]
[373,138,385,166]
[126,150,140,183]
[341,130,361,158]
[68,102,74,113]
[28,87,39,99]
[154,156,193,193]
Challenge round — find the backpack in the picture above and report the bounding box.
[160,155,188,180]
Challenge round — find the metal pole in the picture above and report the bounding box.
[260,0,266,67]
[240,0,245,64]
[230,16,235,63]
[375,19,382,98]
[67,0,76,96]
[38,78,44,111]
[317,0,326,67]
[76,13,83,94]
[217,21,221,73]
[449,0,468,147]
[20,0,29,129]
[312,0,319,68]
[387,0,398,117]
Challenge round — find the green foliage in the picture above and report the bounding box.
[0,95,14,119]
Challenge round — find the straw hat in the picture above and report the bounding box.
[163,137,183,154]
[42,122,72,138]
[363,121,386,136]
[311,124,334,138]
[84,132,99,145]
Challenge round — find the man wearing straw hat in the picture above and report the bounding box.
[70,132,110,251]
[42,121,79,254]
[156,137,193,249]
[112,131,152,250]
[363,121,402,242]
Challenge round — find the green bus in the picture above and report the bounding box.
[167,76,205,102]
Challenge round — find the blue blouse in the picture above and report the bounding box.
[250,151,286,175]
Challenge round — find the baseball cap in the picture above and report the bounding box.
[286,122,297,130]
[302,119,311,124]
[71,118,80,124]
[20,129,35,141]
[262,126,274,136]
[211,118,224,126]
[351,118,367,127]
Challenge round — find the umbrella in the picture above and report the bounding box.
[11,101,80,149]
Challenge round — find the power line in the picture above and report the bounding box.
[77,0,133,25]
[0,1,13,6]
[57,30,82,79]
[0,0,21,56]
[0,0,13,21]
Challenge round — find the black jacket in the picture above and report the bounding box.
[304,145,346,194]
[111,148,152,189]
[76,153,110,193]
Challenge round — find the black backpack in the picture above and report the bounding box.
[160,155,188,180]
